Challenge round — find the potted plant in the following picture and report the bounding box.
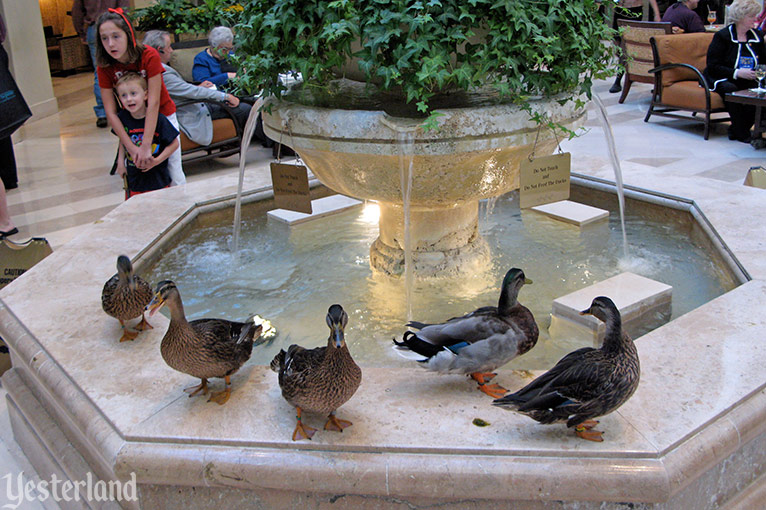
[232,0,618,277]
[234,0,617,130]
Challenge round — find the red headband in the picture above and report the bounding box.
[108,7,136,47]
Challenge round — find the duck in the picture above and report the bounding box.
[392,267,538,398]
[101,255,154,343]
[492,296,640,442]
[146,280,264,405]
[271,304,362,441]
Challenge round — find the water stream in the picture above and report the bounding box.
[592,93,629,258]
[397,131,415,322]
[231,106,263,255]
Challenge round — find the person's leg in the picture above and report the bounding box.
[86,24,106,126]
[717,82,754,142]
[0,136,18,190]
[0,181,16,236]
[165,113,186,186]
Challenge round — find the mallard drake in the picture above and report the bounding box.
[101,255,154,342]
[147,280,264,405]
[493,296,640,442]
[392,267,538,398]
[271,304,362,441]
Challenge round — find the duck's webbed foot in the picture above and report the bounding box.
[208,376,231,405]
[184,378,209,397]
[470,372,508,398]
[575,420,604,442]
[292,407,316,441]
[324,412,352,432]
[134,313,153,331]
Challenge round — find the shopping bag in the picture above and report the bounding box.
[0,237,53,289]
[0,48,31,140]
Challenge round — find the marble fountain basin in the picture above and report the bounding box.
[1,160,766,509]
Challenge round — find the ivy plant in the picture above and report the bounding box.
[235,0,618,128]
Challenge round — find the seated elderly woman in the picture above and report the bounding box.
[193,26,238,90]
[142,30,253,147]
[704,0,766,143]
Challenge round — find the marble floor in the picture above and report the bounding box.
[0,70,763,509]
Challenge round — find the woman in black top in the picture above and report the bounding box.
[704,0,765,142]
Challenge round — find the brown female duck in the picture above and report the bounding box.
[101,255,153,342]
[147,280,264,405]
[493,296,640,442]
[271,304,362,441]
[393,267,538,397]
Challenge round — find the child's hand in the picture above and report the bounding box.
[135,145,153,169]
[125,144,147,169]
[116,165,127,177]
[140,157,159,172]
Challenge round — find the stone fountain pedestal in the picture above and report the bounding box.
[262,85,584,276]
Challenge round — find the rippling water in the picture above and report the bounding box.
[146,189,736,369]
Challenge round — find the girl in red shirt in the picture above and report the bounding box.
[95,9,185,185]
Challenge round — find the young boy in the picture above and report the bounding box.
[113,72,179,199]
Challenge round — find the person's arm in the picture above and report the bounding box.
[164,66,228,102]
[648,0,661,21]
[706,32,736,80]
[137,73,162,167]
[115,142,127,177]
[143,138,179,171]
[192,52,229,86]
[71,0,85,41]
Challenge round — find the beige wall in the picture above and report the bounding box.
[0,0,57,125]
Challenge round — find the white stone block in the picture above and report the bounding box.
[531,200,609,226]
[267,195,363,225]
[552,272,672,341]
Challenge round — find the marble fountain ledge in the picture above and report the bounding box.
[1,161,766,508]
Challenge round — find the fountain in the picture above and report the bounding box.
[2,7,766,506]
[2,149,766,508]
[261,80,584,277]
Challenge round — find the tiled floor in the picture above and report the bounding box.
[0,69,763,508]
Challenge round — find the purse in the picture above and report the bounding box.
[0,46,31,140]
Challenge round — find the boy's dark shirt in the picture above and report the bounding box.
[115,109,178,192]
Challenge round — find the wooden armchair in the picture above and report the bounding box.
[645,33,729,139]
[616,20,672,104]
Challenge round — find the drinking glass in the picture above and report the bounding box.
[707,9,717,24]
[755,65,766,93]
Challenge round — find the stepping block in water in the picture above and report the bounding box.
[267,195,363,225]
[552,272,672,342]
[531,200,609,226]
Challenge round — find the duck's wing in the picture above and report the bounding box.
[282,344,326,377]
[413,309,512,348]
[498,347,602,408]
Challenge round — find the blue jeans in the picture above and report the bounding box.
[86,24,105,119]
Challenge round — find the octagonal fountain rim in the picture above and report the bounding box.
[1,162,765,508]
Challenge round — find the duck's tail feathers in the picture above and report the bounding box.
[237,321,265,346]
[270,349,286,373]
[491,392,525,411]
[392,331,444,362]
[404,321,429,330]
